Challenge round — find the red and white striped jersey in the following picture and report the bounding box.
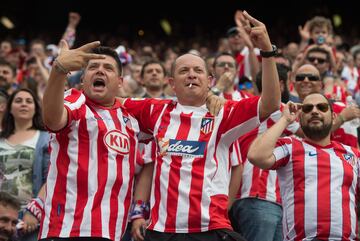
[272,137,360,240]
[221,90,253,101]
[40,89,140,241]
[124,96,261,233]
[237,106,300,205]
[332,101,359,148]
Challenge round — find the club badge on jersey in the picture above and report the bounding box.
[343,153,356,166]
[201,117,214,134]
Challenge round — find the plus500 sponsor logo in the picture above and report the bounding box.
[166,139,206,157]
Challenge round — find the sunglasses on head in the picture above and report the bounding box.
[216,62,236,68]
[307,57,326,64]
[295,73,320,82]
[301,103,329,113]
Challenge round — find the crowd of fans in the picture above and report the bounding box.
[1,9,360,241]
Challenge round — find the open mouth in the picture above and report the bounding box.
[186,83,199,88]
[93,78,106,88]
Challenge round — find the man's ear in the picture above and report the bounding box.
[168,77,175,90]
[118,76,123,88]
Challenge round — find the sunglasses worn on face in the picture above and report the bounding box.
[216,62,236,68]
[295,74,320,82]
[307,57,326,64]
[301,103,329,113]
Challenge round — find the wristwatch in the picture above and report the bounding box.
[260,45,278,58]
[210,86,221,96]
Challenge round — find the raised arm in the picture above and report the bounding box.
[247,102,300,169]
[242,11,280,119]
[42,40,104,131]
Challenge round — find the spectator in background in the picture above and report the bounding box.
[0,59,18,95]
[0,191,21,241]
[140,60,167,98]
[0,89,9,130]
[227,10,260,82]
[0,88,50,241]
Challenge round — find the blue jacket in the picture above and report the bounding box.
[32,131,50,196]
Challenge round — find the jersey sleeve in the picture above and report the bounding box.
[271,137,292,170]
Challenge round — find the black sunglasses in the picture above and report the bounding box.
[301,103,329,113]
[307,57,326,64]
[295,74,320,82]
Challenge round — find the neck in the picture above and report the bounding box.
[177,96,206,107]
[304,135,331,147]
[15,120,33,132]
[145,89,163,98]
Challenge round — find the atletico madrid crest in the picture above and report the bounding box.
[201,117,214,134]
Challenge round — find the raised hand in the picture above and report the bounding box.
[283,101,301,124]
[242,11,272,51]
[55,40,105,72]
[68,12,81,29]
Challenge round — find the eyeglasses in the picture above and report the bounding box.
[216,62,236,68]
[295,73,320,82]
[307,57,326,64]
[301,103,329,113]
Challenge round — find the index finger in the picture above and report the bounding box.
[242,11,264,27]
[77,41,101,52]
[83,53,107,61]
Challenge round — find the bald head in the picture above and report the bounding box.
[294,64,323,101]
[170,53,209,77]
[296,64,320,76]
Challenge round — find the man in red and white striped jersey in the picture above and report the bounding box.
[229,64,303,241]
[41,41,140,241]
[248,93,360,240]
[129,11,281,241]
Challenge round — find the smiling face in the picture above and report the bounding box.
[82,56,123,107]
[294,64,322,101]
[10,90,35,122]
[169,54,211,106]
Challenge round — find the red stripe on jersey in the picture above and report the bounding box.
[70,106,89,236]
[258,171,270,200]
[333,142,353,238]
[48,129,71,237]
[316,149,331,238]
[148,106,173,230]
[64,89,82,103]
[292,139,306,239]
[91,109,109,237]
[249,166,260,197]
[164,112,192,232]
[188,113,212,232]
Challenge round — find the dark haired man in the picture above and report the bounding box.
[248,93,360,240]
[0,191,21,241]
[41,41,141,241]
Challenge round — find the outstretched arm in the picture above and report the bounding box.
[242,11,280,119]
[42,40,105,131]
[248,102,300,169]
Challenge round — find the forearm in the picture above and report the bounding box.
[228,165,242,210]
[259,56,281,119]
[42,68,68,130]
[248,116,288,169]
[133,163,154,201]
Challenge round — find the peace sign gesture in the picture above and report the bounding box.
[56,40,106,72]
[242,11,272,51]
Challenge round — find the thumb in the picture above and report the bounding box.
[59,39,69,53]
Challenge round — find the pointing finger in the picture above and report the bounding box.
[83,53,107,61]
[243,11,264,27]
[77,41,101,52]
